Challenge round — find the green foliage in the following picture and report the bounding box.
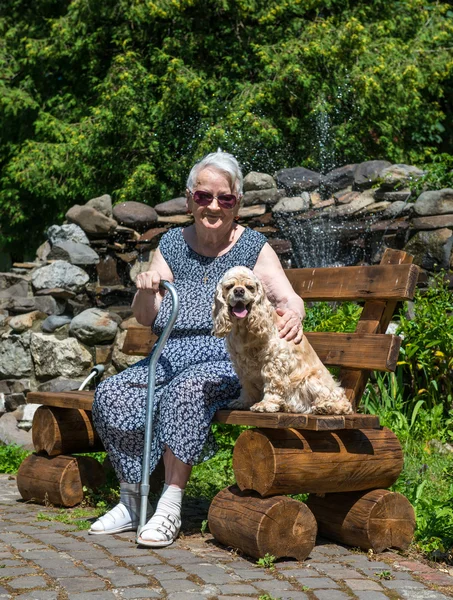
[0,445,30,474]
[411,153,453,195]
[256,553,277,569]
[36,508,98,530]
[259,595,281,600]
[304,301,362,332]
[1,0,453,256]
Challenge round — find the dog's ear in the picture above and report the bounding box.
[247,278,274,336]
[212,281,232,337]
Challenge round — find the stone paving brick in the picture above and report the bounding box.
[45,566,90,578]
[253,578,298,593]
[398,590,452,600]
[56,577,107,593]
[315,544,351,556]
[0,559,23,566]
[0,567,36,577]
[278,567,320,577]
[216,583,259,594]
[69,550,114,560]
[343,557,389,569]
[315,564,366,579]
[68,593,119,600]
[0,585,10,597]
[345,578,384,591]
[381,579,429,590]
[229,568,274,580]
[17,550,61,560]
[156,548,205,564]
[292,576,340,589]
[15,592,59,600]
[7,576,49,590]
[117,555,164,567]
[76,559,118,570]
[272,593,310,600]
[359,566,412,578]
[154,571,190,582]
[354,593,392,600]
[418,572,453,587]
[157,578,202,593]
[117,588,162,598]
[93,569,149,588]
[183,564,235,584]
[166,594,209,600]
[313,590,352,600]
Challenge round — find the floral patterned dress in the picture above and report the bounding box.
[92,227,267,483]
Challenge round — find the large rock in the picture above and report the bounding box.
[0,333,32,378]
[272,194,310,214]
[374,189,413,202]
[243,172,277,192]
[30,333,92,379]
[0,279,28,299]
[112,330,144,371]
[48,241,100,265]
[382,201,414,218]
[0,273,28,291]
[237,205,266,218]
[66,205,117,237]
[69,308,118,345]
[41,314,73,333]
[154,197,186,216]
[85,194,113,217]
[0,296,62,316]
[331,191,375,217]
[378,164,425,190]
[113,201,158,232]
[412,215,453,230]
[320,164,358,194]
[37,376,83,393]
[413,189,453,216]
[353,160,392,190]
[242,189,283,206]
[36,240,51,262]
[47,224,90,246]
[0,413,33,450]
[31,260,90,293]
[404,228,453,270]
[9,311,47,333]
[275,167,321,194]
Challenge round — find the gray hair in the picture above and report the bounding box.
[186,151,243,196]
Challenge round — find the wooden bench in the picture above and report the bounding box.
[19,248,419,560]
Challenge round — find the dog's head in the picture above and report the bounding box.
[212,266,270,337]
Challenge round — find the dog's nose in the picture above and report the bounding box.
[234,286,245,297]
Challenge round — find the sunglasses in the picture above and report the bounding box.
[191,190,237,209]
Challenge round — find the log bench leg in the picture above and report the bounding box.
[208,485,317,561]
[16,454,106,507]
[307,489,416,552]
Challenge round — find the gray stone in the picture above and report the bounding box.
[354,593,390,600]
[4,392,26,411]
[313,591,351,600]
[382,200,413,218]
[374,189,413,202]
[356,201,392,215]
[16,591,58,600]
[0,333,32,378]
[379,164,425,190]
[353,160,392,189]
[414,188,453,216]
[56,577,107,593]
[67,594,117,600]
[217,584,259,594]
[0,273,29,291]
[36,240,52,262]
[118,589,161,599]
[8,311,47,333]
[113,201,158,232]
[85,194,113,217]
[41,314,72,333]
[272,194,310,214]
[321,164,358,194]
[31,261,90,293]
[48,242,100,265]
[242,188,283,206]
[276,167,321,193]
[70,308,118,345]
[30,332,92,379]
[154,197,187,216]
[294,577,340,589]
[66,205,117,237]
[412,214,453,230]
[243,171,277,192]
[8,576,49,589]
[0,296,61,316]
[405,228,453,269]
[237,204,266,218]
[0,279,28,298]
[331,191,375,217]
[47,224,90,246]
[398,590,451,600]
[380,579,426,590]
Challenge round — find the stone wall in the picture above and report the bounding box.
[1,159,452,445]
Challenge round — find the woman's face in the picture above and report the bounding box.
[187,167,239,234]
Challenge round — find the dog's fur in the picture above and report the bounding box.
[212,266,353,415]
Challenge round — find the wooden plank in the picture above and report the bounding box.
[214,410,380,430]
[122,327,400,371]
[285,263,419,301]
[27,391,95,411]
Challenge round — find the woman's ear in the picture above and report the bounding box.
[212,283,232,337]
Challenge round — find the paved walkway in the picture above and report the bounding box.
[1,474,452,600]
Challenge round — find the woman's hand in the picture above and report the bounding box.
[135,270,162,294]
[276,307,304,344]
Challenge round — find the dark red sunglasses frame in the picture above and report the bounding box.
[191,190,237,209]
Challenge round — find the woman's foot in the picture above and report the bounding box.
[137,484,184,548]
[89,502,139,535]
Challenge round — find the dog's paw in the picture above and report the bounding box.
[250,401,280,413]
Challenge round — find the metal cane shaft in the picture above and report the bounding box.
[138,281,179,535]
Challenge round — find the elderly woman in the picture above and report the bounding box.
[90,151,305,547]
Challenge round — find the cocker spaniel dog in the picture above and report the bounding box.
[212,266,353,415]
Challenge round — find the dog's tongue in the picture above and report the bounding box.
[232,302,248,319]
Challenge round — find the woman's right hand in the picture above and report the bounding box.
[136,270,162,294]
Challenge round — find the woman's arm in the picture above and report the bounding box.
[254,243,305,343]
[131,248,174,327]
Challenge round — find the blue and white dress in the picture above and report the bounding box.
[92,227,267,483]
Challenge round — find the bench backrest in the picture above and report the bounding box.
[122,248,419,410]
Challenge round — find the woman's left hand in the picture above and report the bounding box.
[276,308,304,344]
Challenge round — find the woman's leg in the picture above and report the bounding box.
[163,445,192,487]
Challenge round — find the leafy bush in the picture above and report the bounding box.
[0,445,30,474]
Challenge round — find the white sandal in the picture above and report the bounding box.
[137,512,181,548]
[89,502,153,535]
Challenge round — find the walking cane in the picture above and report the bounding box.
[137,280,179,542]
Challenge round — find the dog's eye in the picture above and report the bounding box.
[225,283,234,290]
[246,285,255,291]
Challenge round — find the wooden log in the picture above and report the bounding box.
[32,406,104,455]
[16,454,106,507]
[208,485,317,561]
[307,489,416,552]
[27,390,95,411]
[233,427,403,496]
